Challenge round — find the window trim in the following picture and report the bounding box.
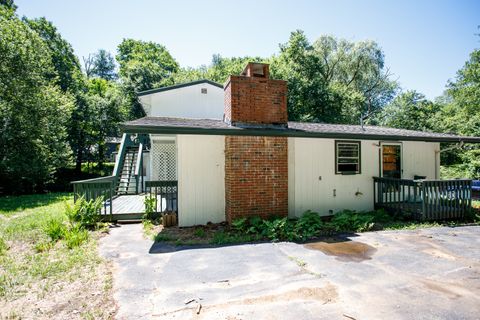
[335,140,361,175]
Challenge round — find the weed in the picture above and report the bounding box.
[43,218,66,242]
[194,228,206,238]
[142,219,155,238]
[34,240,53,253]
[288,256,307,267]
[64,225,89,249]
[143,196,159,221]
[210,230,258,245]
[0,236,7,255]
[154,233,172,242]
[65,197,102,229]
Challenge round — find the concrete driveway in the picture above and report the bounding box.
[99,224,480,320]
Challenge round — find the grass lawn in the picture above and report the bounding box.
[0,193,116,319]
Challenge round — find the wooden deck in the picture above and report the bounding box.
[100,194,177,221]
[100,194,146,220]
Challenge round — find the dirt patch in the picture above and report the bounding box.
[240,285,338,304]
[304,239,376,262]
[419,279,464,299]
[0,237,117,319]
[148,222,229,245]
[154,284,338,318]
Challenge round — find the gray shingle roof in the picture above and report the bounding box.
[122,117,480,143]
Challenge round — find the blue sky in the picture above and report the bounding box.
[15,0,479,99]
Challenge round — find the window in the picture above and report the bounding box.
[335,141,361,174]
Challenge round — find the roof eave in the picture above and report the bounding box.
[137,80,223,97]
[121,124,480,143]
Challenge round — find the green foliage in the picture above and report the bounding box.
[143,196,159,221]
[0,236,7,255]
[154,233,173,242]
[193,228,206,238]
[295,210,324,241]
[0,7,73,193]
[24,17,82,92]
[230,211,325,242]
[210,230,258,245]
[270,31,397,123]
[328,209,392,232]
[65,197,102,229]
[64,224,89,249]
[378,90,441,131]
[329,210,375,232]
[85,49,117,80]
[43,218,66,242]
[117,39,179,119]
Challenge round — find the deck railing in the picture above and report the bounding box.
[373,177,472,220]
[134,143,144,194]
[71,176,116,216]
[145,180,178,214]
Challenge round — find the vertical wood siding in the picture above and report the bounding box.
[177,135,225,226]
[288,138,440,218]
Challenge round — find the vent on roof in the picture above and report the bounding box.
[201,88,207,94]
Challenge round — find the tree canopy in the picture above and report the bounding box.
[0,6,72,192]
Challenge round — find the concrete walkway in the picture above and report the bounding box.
[99,224,480,320]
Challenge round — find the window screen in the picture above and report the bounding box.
[335,141,361,174]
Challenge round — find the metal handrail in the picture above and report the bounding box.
[71,176,116,184]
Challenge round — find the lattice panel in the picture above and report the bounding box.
[151,141,177,181]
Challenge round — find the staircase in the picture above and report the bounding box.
[116,146,139,195]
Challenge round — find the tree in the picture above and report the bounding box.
[270,30,397,123]
[0,0,16,10]
[0,7,72,193]
[116,39,179,119]
[378,90,440,131]
[85,79,128,167]
[24,17,83,93]
[84,49,117,80]
[432,41,480,178]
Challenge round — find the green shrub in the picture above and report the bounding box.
[328,209,392,232]
[231,217,248,233]
[43,218,66,242]
[295,210,324,240]
[65,197,102,229]
[64,225,89,249]
[247,216,265,234]
[262,217,300,242]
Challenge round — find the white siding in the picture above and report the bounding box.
[402,141,439,180]
[288,138,440,218]
[177,135,225,226]
[139,83,224,119]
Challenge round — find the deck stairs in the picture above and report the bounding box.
[116,146,139,195]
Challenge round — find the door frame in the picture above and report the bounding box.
[380,142,403,178]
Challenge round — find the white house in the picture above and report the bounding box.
[106,62,480,227]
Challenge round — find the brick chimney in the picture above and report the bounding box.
[224,62,288,127]
[224,63,288,223]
